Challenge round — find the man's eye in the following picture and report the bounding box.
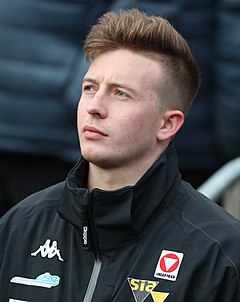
[114,90,129,98]
[83,85,96,92]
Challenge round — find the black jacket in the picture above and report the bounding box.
[1,144,240,301]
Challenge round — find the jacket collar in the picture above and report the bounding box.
[58,143,181,250]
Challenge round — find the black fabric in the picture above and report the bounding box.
[1,144,240,301]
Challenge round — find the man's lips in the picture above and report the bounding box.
[83,125,107,139]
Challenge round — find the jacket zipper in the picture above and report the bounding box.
[83,258,102,302]
[81,206,102,301]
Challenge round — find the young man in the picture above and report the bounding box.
[0,9,240,302]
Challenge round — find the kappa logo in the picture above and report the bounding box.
[154,250,184,281]
[31,239,64,262]
[128,278,169,302]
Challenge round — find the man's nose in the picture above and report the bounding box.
[86,90,107,118]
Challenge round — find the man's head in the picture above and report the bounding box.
[84,8,200,115]
[77,9,200,185]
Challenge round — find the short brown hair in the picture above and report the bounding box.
[83,9,200,114]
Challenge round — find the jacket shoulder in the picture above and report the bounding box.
[0,181,65,226]
[172,181,240,277]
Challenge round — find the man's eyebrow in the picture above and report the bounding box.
[82,77,97,85]
[83,77,136,94]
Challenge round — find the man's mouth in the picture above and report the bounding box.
[83,125,107,139]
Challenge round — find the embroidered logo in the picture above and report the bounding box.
[154,250,184,281]
[10,272,60,288]
[128,278,169,302]
[31,239,64,262]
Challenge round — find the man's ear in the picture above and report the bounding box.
[157,110,184,141]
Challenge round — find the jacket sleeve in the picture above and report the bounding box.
[214,265,240,302]
[0,214,9,272]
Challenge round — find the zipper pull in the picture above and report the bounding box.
[82,221,90,250]
[81,208,90,250]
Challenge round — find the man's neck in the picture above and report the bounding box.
[85,142,170,191]
[87,155,161,191]
[87,165,136,191]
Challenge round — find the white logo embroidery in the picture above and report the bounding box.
[31,239,64,262]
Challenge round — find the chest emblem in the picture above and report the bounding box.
[154,250,184,281]
[128,278,169,302]
[31,239,64,262]
[10,272,60,288]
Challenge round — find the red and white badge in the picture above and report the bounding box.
[154,250,184,281]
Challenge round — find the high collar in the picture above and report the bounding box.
[58,143,181,250]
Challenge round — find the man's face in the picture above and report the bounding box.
[78,49,165,169]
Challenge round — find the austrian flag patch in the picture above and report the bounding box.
[154,250,184,281]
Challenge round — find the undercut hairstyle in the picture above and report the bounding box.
[83,9,201,114]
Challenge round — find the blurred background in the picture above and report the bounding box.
[0,0,239,217]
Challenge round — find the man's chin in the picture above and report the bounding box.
[82,152,112,169]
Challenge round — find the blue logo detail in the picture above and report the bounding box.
[10,272,60,288]
[36,272,60,287]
